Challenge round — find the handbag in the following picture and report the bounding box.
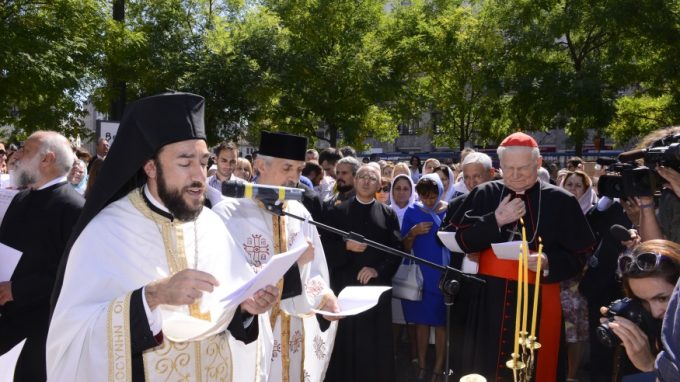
[392,259,423,301]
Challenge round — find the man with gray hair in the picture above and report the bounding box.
[325,156,361,207]
[0,131,84,381]
[451,152,495,198]
[448,132,595,381]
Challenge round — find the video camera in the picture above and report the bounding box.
[597,133,680,198]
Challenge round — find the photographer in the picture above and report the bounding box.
[631,126,680,242]
[601,239,680,379]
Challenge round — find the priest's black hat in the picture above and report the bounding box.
[51,92,207,307]
[259,131,307,161]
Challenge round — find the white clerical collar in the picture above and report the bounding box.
[143,184,171,215]
[37,175,68,190]
[355,196,375,205]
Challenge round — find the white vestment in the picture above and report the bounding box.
[47,189,255,381]
[212,198,337,382]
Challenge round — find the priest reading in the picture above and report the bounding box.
[449,132,595,381]
[212,131,339,382]
[47,93,279,381]
[322,164,402,382]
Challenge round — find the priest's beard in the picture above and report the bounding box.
[337,184,353,193]
[14,153,41,188]
[156,161,205,221]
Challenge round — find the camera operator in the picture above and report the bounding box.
[600,239,680,379]
[630,126,680,242]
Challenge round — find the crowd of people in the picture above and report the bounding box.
[0,91,678,382]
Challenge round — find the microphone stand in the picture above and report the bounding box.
[258,200,485,382]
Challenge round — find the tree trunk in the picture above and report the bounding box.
[109,0,126,121]
[328,124,338,147]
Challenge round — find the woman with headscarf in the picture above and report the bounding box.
[559,170,596,381]
[67,159,88,196]
[401,174,449,382]
[434,165,456,203]
[389,174,418,369]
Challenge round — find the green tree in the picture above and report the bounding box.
[258,0,400,148]
[385,0,508,150]
[0,0,108,141]
[492,0,680,153]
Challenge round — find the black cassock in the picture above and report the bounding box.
[0,182,84,381]
[449,180,595,382]
[322,198,402,382]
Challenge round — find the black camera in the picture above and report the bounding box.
[596,297,649,348]
[597,134,680,198]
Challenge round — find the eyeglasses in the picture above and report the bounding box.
[0,150,6,155]
[377,186,390,193]
[618,252,668,275]
[357,174,379,183]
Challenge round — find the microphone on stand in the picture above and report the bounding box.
[221,181,304,203]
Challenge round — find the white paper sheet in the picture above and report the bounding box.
[437,231,463,253]
[0,188,19,226]
[217,238,307,309]
[311,286,391,317]
[0,242,22,281]
[491,240,523,260]
[461,255,479,274]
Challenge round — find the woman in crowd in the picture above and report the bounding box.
[393,162,411,178]
[563,170,598,213]
[235,157,253,181]
[560,170,596,381]
[606,239,680,380]
[382,162,395,179]
[389,174,418,367]
[67,159,88,196]
[376,177,391,204]
[433,165,456,203]
[401,174,449,382]
[421,158,441,176]
[409,155,422,183]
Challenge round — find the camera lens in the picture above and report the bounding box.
[596,322,619,348]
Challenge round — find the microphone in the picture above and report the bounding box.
[610,224,632,242]
[221,181,304,203]
[618,149,647,162]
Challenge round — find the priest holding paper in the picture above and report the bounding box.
[47,93,279,381]
[212,131,339,382]
[449,132,594,381]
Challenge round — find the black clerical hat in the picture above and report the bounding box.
[259,131,307,161]
[51,92,207,307]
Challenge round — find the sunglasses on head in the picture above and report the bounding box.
[618,252,667,275]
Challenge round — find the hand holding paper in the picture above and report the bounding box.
[437,231,463,253]
[312,286,391,317]
[491,240,523,260]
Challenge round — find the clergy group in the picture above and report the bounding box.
[0,91,605,382]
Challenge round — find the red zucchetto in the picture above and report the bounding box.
[499,132,538,148]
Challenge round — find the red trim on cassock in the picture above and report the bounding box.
[479,248,562,382]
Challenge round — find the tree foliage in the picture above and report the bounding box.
[2,0,679,150]
[0,0,108,142]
